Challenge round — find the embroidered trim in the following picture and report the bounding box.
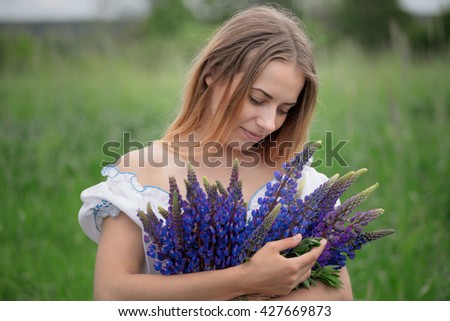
[91,199,112,231]
[101,165,169,194]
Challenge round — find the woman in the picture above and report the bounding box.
[79,5,353,300]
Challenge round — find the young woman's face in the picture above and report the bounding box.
[207,60,305,150]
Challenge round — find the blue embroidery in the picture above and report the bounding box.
[91,199,112,231]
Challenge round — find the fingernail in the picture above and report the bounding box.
[293,234,302,241]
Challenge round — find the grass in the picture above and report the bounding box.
[0,26,448,301]
[312,44,449,300]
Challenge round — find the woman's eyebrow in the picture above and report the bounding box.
[251,87,297,106]
[251,87,273,99]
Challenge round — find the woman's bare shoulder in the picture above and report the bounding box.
[114,142,185,190]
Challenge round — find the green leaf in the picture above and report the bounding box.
[285,237,322,257]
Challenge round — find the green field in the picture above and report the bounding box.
[0,25,448,300]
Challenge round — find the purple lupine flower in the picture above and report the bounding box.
[241,204,282,259]
[137,203,167,267]
[312,182,381,267]
[321,183,379,232]
[247,142,319,231]
[247,142,321,243]
[222,161,247,267]
[344,229,395,260]
[348,208,385,234]
[168,176,184,248]
[184,163,212,272]
[137,141,394,290]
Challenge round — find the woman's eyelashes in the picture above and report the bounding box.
[280,104,295,115]
[249,96,291,115]
[249,96,264,105]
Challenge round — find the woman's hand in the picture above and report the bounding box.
[242,234,327,296]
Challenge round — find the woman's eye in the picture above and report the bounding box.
[278,109,289,115]
[249,96,263,105]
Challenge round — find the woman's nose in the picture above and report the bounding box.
[256,109,277,133]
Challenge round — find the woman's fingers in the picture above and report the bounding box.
[287,238,327,285]
[264,234,303,252]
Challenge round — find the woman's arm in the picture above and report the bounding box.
[93,213,326,301]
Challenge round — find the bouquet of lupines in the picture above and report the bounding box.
[137,141,394,297]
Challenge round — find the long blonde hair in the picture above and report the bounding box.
[161,5,318,164]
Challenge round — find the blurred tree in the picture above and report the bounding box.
[334,0,412,49]
[0,33,36,71]
[141,0,449,54]
[95,0,151,20]
[144,0,195,35]
[179,0,300,22]
[406,10,450,53]
[140,0,303,35]
[182,0,249,21]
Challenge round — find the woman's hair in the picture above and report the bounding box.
[161,4,318,165]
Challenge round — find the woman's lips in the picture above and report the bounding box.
[241,127,264,141]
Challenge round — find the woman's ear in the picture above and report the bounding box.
[204,66,217,87]
[205,73,213,87]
